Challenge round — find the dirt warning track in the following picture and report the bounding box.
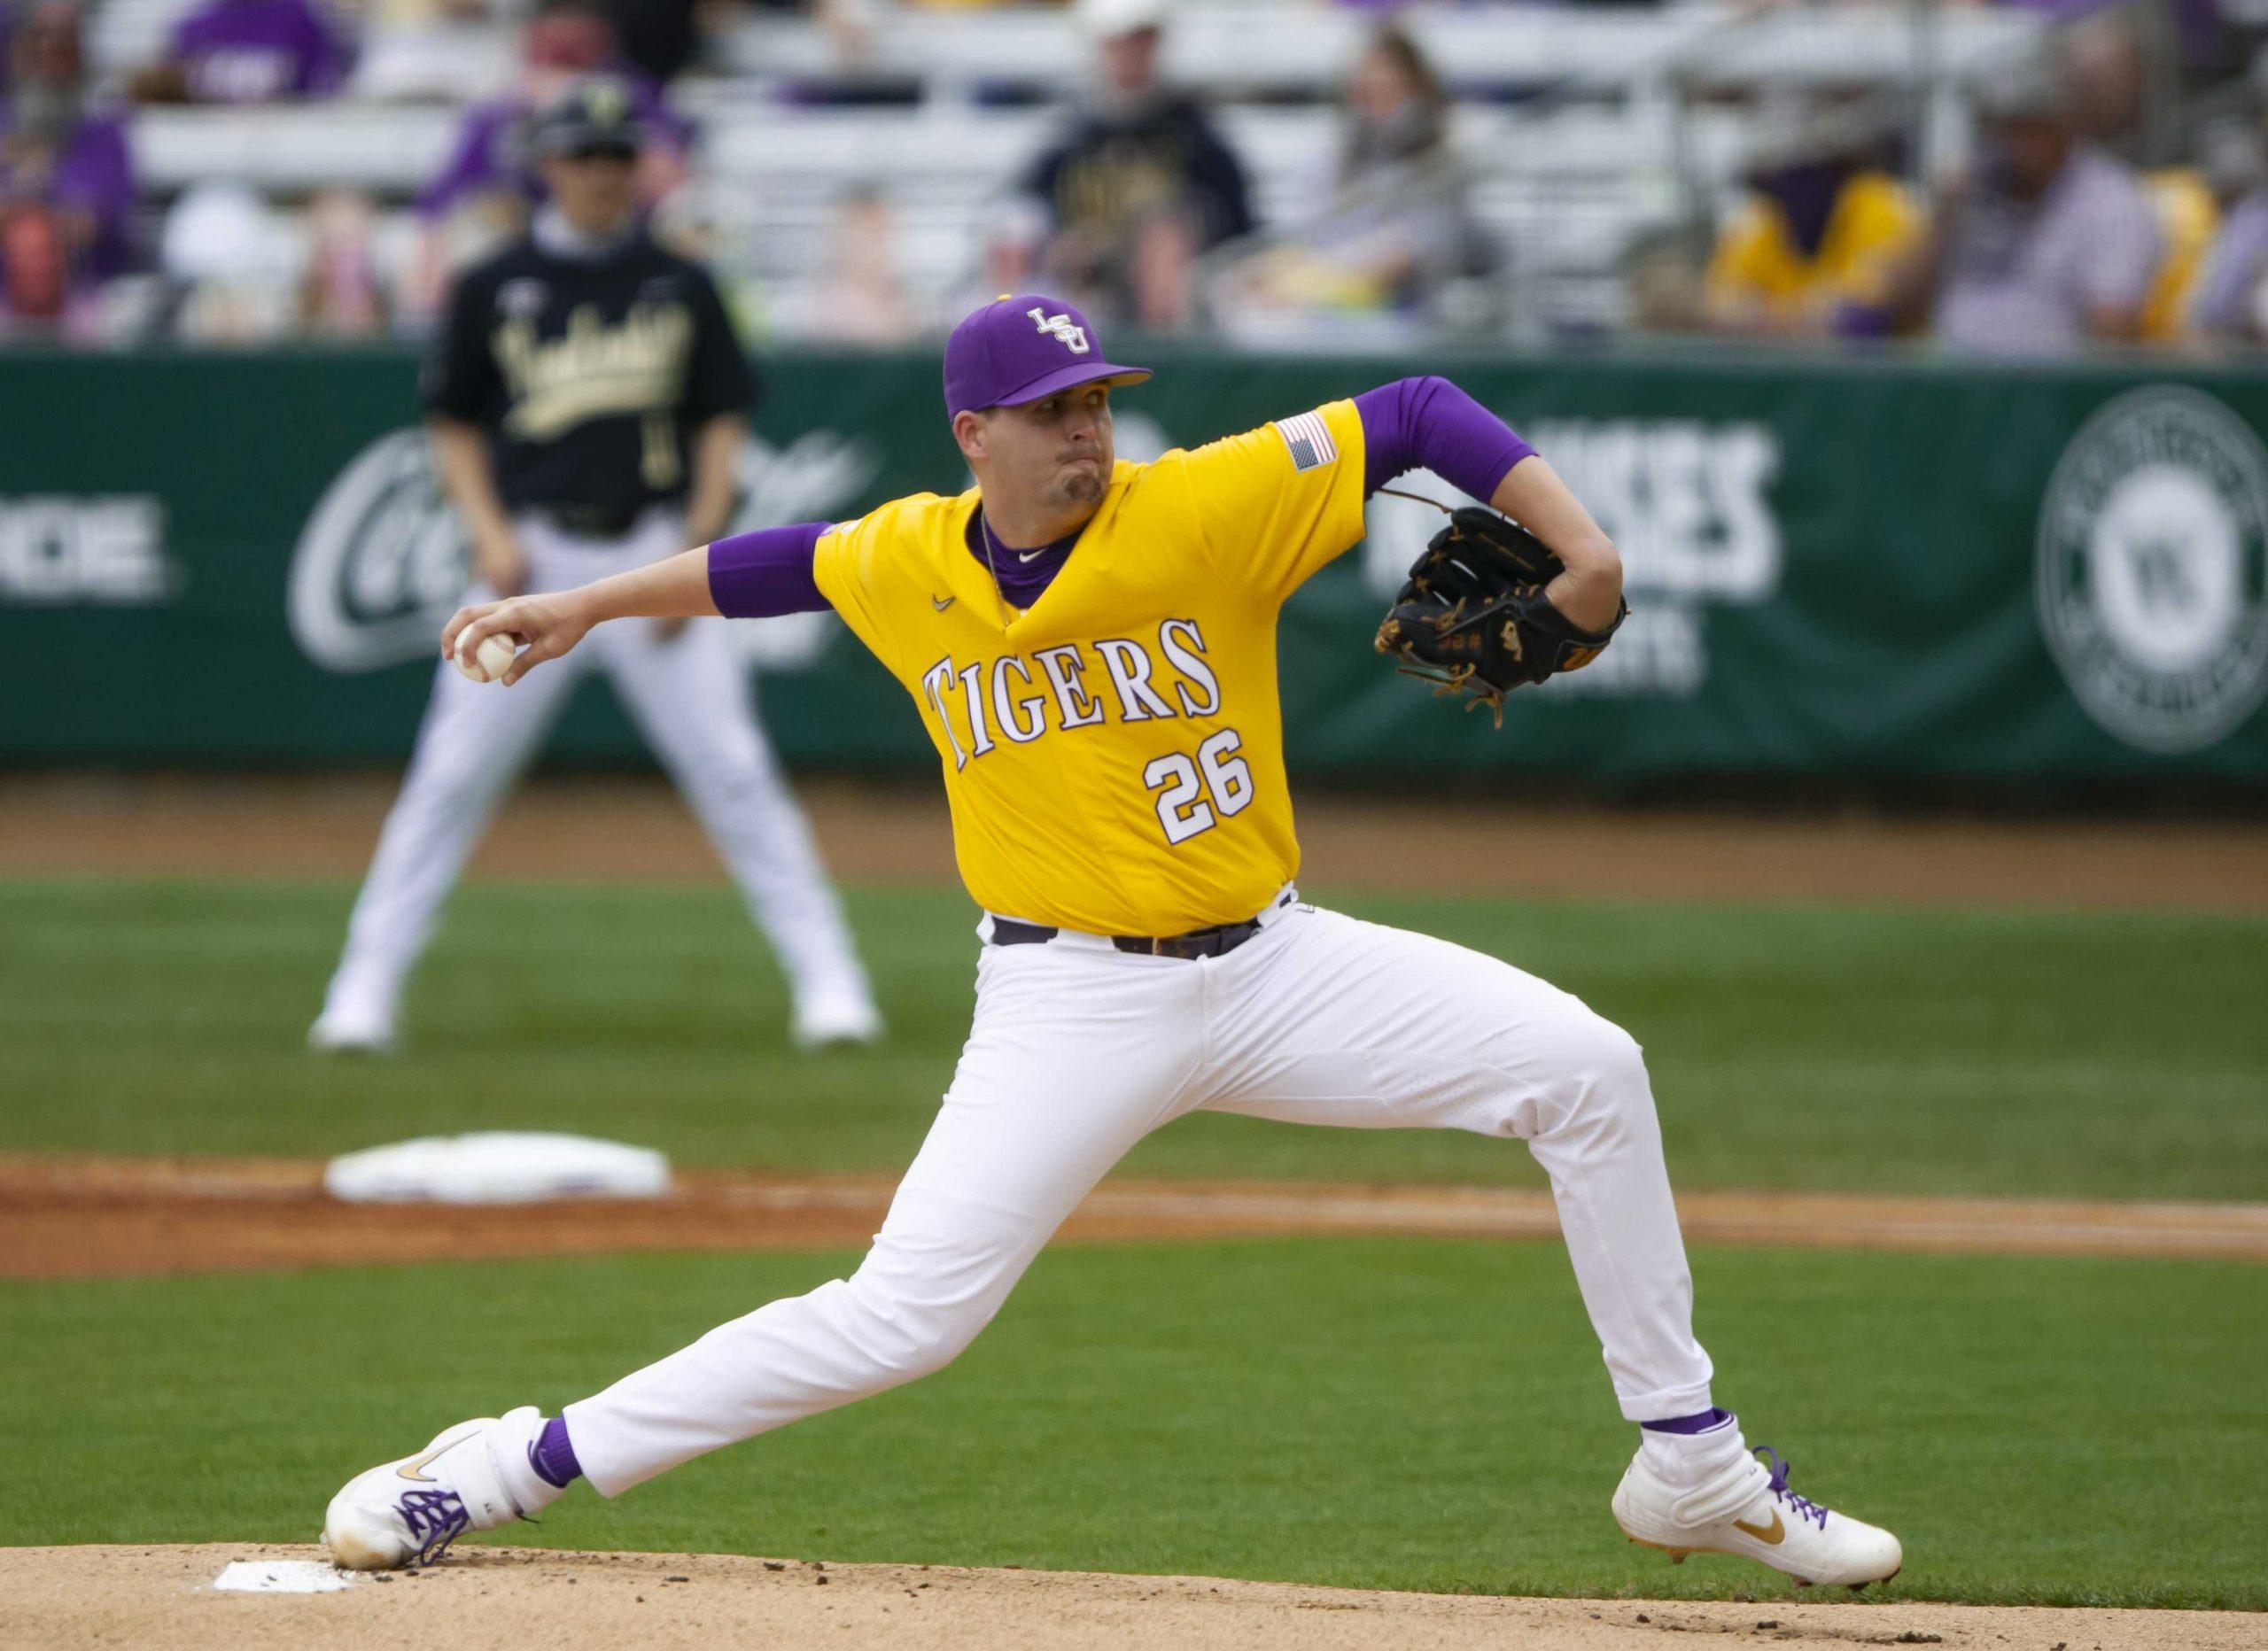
[2,1545,2262,1651]
[4,1155,2264,1280]
[7,773,2267,909]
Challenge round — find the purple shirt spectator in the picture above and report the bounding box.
[168,0,351,104]
[2190,193,2268,342]
[1938,145,2160,357]
[0,99,137,283]
[417,75,690,220]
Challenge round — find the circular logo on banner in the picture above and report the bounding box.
[2037,386,2268,753]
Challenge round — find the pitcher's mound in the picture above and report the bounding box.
[2,1544,2260,1650]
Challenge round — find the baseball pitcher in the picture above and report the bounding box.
[322,292,1901,1590]
[309,76,880,1053]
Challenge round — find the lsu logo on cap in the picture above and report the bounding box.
[1029,307,1091,355]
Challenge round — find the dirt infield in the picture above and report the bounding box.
[5,773,2266,906]
[5,1155,2264,1280]
[4,1545,2261,1651]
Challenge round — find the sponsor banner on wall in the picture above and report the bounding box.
[0,345,2263,783]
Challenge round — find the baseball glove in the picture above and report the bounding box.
[1373,506,1628,725]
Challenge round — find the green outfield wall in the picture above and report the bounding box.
[4,345,2265,784]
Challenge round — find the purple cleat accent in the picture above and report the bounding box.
[396,1488,472,1565]
[324,1408,546,1570]
[530,1415,583,1489]
[1643,1406,1733,1436]
[1755,1446,1832,1531]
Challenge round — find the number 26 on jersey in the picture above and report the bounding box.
[1144,729,1254,845]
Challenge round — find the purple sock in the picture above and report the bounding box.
[1643,1406,1733,1435]
[529,1415,583,1488]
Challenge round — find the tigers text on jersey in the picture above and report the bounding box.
[815,399,1367,936]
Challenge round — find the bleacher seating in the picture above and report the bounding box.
[104,3,2050,339]
[97,2,2048,105]
[718,4,2044,101]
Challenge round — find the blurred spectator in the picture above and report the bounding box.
[1624,227,1709,334]
[2137,162,2216,341]
[132,0,353,105]
[159,178,295,338]
[796,183,918,344]
[765,0,925,109]
[408,5,690,316]
[0,1,135,333]
[2001,5,2184,163]
[299,184,392,336]
[991,0,1254,329]
[2168,0,2258,91]
[1704,95,1922,339]
[2062,8,2149,159]
[2188,107,2268,345]
[1208,26,1492,334]
[1891,65,2160,355]
[602,0,703,87]
[353,0,516,104]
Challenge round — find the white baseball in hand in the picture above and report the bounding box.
[454,632,520,684]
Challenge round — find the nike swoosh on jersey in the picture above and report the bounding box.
[931,593,955,612]
[1016,549,1045,562]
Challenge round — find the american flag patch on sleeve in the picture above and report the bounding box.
[1271,410,1339,474]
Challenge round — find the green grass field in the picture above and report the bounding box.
[3,1239,2263,1608]
[3,876,2264,1198]
[4,872,2265,1610]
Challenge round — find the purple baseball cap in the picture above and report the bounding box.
[943,293,1152,418]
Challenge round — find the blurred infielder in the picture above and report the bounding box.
[324,292,1901,1588]
[309,77,880,1054]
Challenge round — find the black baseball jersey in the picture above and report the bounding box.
[423,229,755,515]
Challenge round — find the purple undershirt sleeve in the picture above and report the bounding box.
[1353,376,1537,503]
[705,522,830,619]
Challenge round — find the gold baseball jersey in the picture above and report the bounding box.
[814,399,1367,935]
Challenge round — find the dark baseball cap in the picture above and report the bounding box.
[530,74,643,159]
[943,293,1151,419]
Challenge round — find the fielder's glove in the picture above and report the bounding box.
[1373,506,1628,725]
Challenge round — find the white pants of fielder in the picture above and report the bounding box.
[563,892,1712,1493]
[317,509,873,1034]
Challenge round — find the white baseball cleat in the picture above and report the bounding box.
[307,1007,399,1055]
[322,1408,541,1570]
[1613,1440,1903,1590]
[791,992,884,1050]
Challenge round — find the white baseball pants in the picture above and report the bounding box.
[565,895,1713,1494]
[317,509,873,1027]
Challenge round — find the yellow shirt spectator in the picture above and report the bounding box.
[1705,171,1922,335]
[2140,167,2218,342]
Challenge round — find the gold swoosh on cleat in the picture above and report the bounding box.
[1731,1510,1785,1545]
[396,1441,456,1484]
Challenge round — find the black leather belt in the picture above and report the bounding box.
[989,891,1292,960]
[540,502,647,539]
